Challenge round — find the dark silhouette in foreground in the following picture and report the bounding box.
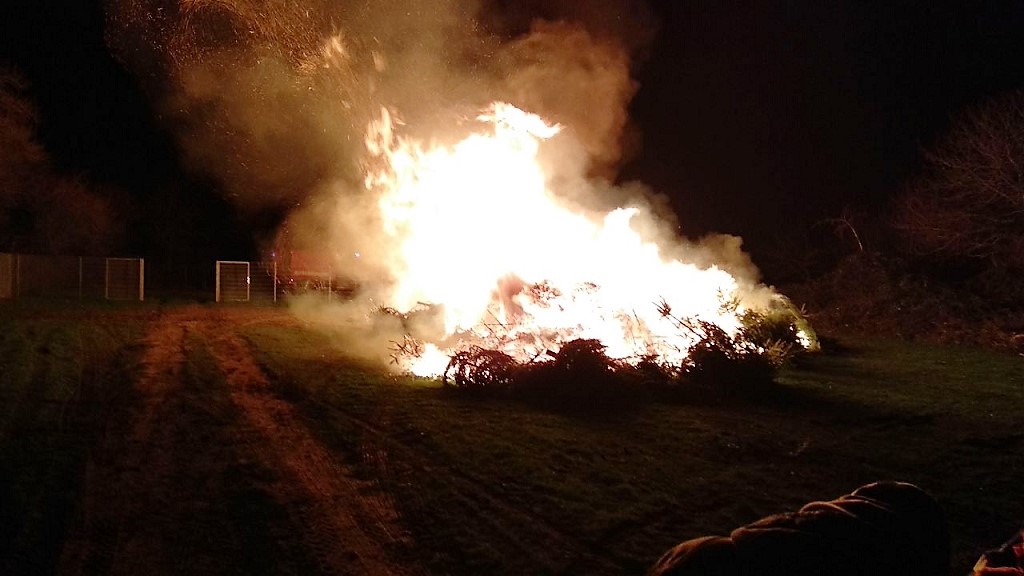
[972,528,1024,575]
[649,481,949,576]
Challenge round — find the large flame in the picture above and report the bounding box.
[365,103,756,376]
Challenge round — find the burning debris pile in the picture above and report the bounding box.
[103,1,816,390]
[381,293,811,402]
[364,103,815,386]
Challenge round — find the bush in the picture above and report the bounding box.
[513,339,635,409]
[740,309,800,350]
[783,252,1024,351]
[681,321,777,393]
[442,339,640,410]
[442,347,517,391]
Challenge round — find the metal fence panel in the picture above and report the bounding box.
[0,254,145,300]
[216,261,250,302]
[105,258,145,301]
[0,253,12,299]
[17,254,80,298]
[250,261,278,302]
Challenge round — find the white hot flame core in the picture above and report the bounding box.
[365,102,750,376]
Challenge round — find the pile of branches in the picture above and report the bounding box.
[443,346,519,390]
[383,288,816,409]
[441,338,645,410]
[657,299,812,393]
[434,304,813,409]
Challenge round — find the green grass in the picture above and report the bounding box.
[0,301,1020,575]
[0,301,149,574]
[779,337,1024,568]
[241,323,1024,574]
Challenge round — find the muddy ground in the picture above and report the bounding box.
[52,307,418,576]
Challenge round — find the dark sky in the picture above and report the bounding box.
[1,0,176,187]
[628,0,1024,250]
[3,0,1024,266]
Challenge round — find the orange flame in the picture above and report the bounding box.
[365,103,760,376]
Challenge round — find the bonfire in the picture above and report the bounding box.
[359,102,814,380]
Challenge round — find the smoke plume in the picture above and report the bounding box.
[103,0,783,366]
[104,0,655,232]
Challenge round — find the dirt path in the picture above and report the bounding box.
[193,310,416,576]
[57,307,416,576]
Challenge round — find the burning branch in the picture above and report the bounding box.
[389,335,424,366]
[442,347,516,390]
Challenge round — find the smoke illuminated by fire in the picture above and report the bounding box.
[364,102,765,376]
[103,0,811,376]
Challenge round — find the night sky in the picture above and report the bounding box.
[627,0,1024,250]
[3,0,1024,277]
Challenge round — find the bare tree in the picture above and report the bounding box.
[0,66,45,166]
[822,205,866,253]
[1,65,121,254]
[894,89,1024,269]
[0,65,46,251]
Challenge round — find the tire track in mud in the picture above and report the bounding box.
[193,310,418,576]
[57,306,618,575]
[58,307,415,576]
[57,309,191,575]
[324,396,626,574]
[243,322,628,574]
[235,310,618,572]
[205,310,598,573]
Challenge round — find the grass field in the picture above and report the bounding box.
[0,302,150,574]
[1,300,1021,575]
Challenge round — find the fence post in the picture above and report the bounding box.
[139,258,145,301]
[0,253,14,299]
[215,261,221,303]
[273,259,278,303]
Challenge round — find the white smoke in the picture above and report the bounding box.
[104,0,786,367]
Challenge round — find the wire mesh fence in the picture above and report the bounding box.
[105,258,145,301]
[213,259,340,303]
[0,253,350,304]
[251,261,279,302]
[0,253,13,299]
[215,260,250,302]
[0,253,144,300]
